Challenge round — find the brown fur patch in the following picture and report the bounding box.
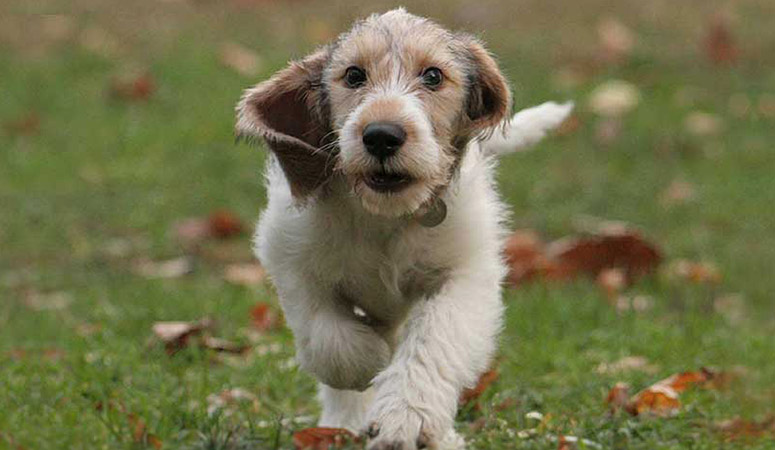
[236,49,337,198]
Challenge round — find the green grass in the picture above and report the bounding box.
[2,1,774,449]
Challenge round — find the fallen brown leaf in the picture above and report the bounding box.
[588,80,641,117]
[597,17,635,63]
[207,388,259,415]
[127,412,163,449]
[249,303,280,332]
[23,290,73,311]
[3,112,40,136]
[201,336,250,355]
[684,111,724,137]
[597,268,626,300]
[5,348,65,362]
[504,230,547,284]
[715,416,775,442]
[505,225,662,287]
[606,382,631,413]
[614,295,654,313]
[152,319,212,355]
[548,227,662,282]
[660,180,696,207]
[109,73,155,101]
[596,356,657,375]
[594,118,622,145]
[134,257,193,279]
[208,210,244,238]
[618,367,724,417]
[220,42,263,77]
[224,263,266,286]
[80,27,120,57]
[628,384,681,417]
[704,14,738,66]
[658,369,714,393]
[460,369,499,406]
[173,218,211,244]
[668,259,722,284]
[292,427,359,450]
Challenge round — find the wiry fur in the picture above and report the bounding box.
[236,8,571,449]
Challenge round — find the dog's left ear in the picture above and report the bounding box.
[462,38,512,132]
[236,49,335,198]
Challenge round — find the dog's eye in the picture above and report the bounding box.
[421,67,443,89]
[344,66,367,88]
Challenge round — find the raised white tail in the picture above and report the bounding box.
[481,101,574,156]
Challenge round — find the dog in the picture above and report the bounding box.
[236,9,571,449]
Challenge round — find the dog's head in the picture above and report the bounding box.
[237,8,511,217]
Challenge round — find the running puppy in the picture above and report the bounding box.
[236,9,571,449]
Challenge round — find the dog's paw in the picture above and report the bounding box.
[363,405,452,450]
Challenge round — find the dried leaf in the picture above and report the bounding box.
[292,427,359,450]
[80,26,120,57]
[208,210,244,238]
[606,382,631,413]
[220,42,263,77]
[596,356,657,375]
[548,228,662,282]
[23,290,72,311]
[714,294,746,325]
[668,259,722,284]
[597,17,635,63]
[460,369,499,406]
[588,80,641,117]
[173,218,211,244]
[628,384,681,417]
[207,388,259,416]
[201,336,250,355]
[623,368,723,417]
[109,73,155,101]
[554,435,602,450]
[597,268,626,300]
[3,112,40,136]
[224,263,266,286]
[249,303,280,332]
[5,348,65,362]
[151,319,212,354]
[134,257,193,279]
[127,413,163,449]
[593,118,622,145]
[657,368,717,393]
[504,230,546,284]
[615,295,654,313]
[505,225,662,288]
[705,15,738,66]
[660,180,696,207]
[715,416,775,442]
[684,112,724,137]
[758,94,775,119]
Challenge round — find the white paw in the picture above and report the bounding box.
[364,403,462,450]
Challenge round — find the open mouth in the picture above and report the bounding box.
[364,171,413,193]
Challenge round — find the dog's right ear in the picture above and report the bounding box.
[236,49,335,198]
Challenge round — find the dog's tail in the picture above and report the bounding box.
[480,101,574,156]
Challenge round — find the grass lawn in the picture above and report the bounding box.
[2,0,774,448]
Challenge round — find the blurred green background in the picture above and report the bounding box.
[1,0,774,449]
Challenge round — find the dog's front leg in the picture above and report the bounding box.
[364,272,503,450]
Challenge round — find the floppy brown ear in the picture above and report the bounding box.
[236,49,335,198]
[462,38,512,131]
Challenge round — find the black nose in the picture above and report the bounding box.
[362,122,407,161]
